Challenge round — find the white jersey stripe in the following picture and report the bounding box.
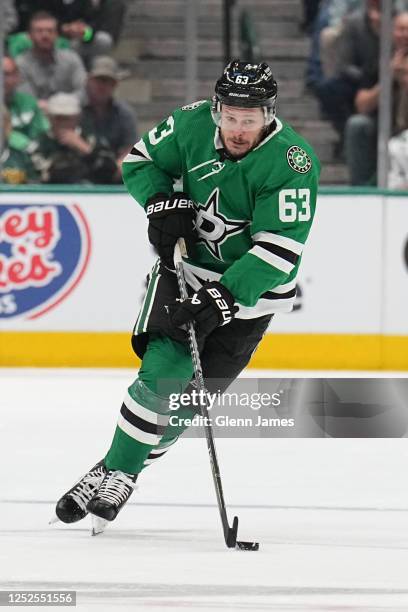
[249,245,294,274]
[123,138,153,163]
[141,269,161,333]
[122,153,151,164]
[252,231,304,255]
[268,279,297,293]
[237,296,295,318]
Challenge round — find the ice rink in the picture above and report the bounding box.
[1,368,408,611]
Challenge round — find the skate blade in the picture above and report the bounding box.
[91,515,108,536]
[49,513,60,525]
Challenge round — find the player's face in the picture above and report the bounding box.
[220,105,265,157]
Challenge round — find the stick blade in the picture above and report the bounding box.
[236,540,260,551]
[226,515,239,548]
[227,516,259,550]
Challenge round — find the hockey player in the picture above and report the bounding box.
[55,60,320,526]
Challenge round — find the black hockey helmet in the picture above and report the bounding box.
[212,60,278,126]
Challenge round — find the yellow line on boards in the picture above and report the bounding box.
[1,332,408,370]
[0,332,139,368]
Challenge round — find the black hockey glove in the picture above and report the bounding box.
[167,281,238,338]
[146,192,197,267]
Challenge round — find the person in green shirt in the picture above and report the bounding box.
[54,61,321,529]
[3,55,49,153]
[1,106,39,183]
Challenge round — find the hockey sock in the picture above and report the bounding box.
[140,402,201,471]
[142,435,178,468]
[104,334,194,474]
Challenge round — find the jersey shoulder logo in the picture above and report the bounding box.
[286,145,312,174]
[181,100,207,111]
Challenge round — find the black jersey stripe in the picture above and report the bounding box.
[129,147,149,159]
[185,264,296,300]
[261,287,297,300]
[254,240,300,265]
[120,403,167,436]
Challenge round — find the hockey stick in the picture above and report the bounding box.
[174,239,259,551]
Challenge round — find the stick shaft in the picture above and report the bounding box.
[174,240,235,546]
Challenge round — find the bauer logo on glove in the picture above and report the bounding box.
[146,192,197,267]
[204,285,235,325]
[146,196,195,216]
[166,281,238,338]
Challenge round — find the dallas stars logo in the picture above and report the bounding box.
[287,145,312,174]
[196,188,248,260]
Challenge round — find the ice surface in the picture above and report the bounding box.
[1,368,408,611]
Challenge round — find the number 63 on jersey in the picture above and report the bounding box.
[279,188,311,222]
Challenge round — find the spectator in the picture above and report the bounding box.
[7,31,70,60]
[60,0,126,67]
[306,0,380,157]
[389,129,408,189]
[3,55,49,154]
[345,10,408,185]
[13,0,126,68]
[81,56,137,169]
[1,106,39,184]
[34,92,119,184]
[16,11,86,114]
[320,0,363,78]
[388,20,408,188]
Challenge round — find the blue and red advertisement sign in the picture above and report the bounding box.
[0,203,91,319]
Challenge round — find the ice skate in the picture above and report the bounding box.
[54,461,107,524]
[86,469,138,522]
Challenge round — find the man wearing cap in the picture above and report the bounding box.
[81,56,138,169]
[34,92,118,184]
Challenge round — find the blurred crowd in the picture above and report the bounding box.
[1,0,138,185]
[304,0,408,187]
[5,0,408,189]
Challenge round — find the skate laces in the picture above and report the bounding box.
[70,466,106,512]
[97,470,138,507]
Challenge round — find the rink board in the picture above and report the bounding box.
[1,186,408,369]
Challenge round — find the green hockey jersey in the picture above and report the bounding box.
[122,100,320,319]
